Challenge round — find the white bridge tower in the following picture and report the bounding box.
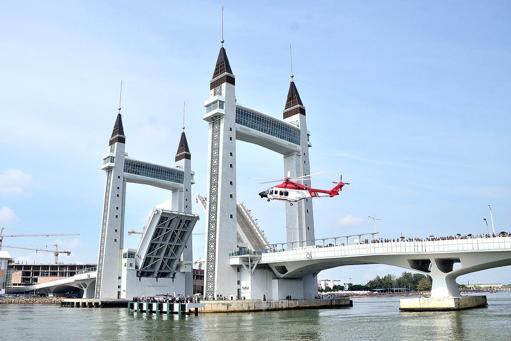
[96,112,196,300]
[203,42,317,300]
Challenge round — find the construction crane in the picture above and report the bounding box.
[2,244,71,264]
[0,227,80,250]
[194,258,205,270]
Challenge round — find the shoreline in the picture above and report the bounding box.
[1,289,508,305]
[0,296,64,305]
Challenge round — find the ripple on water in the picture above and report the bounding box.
[1,294,511,341]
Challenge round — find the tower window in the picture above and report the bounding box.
[230,164,233,168]
[230,181,233,185]
[229,137,232,141]
[114,239,117,242]
[116,194,119,197]
[230,214,233,219]
[230,127,232,132]
[115,215,118,218]
[230,194,233,198]
[230,152,233,157]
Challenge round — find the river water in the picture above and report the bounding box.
[1,293,510,340]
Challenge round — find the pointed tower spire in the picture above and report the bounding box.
[110,81,126,145]
[175,131,191,161]
[283,80,306,119]
[212,47,233,78]
[109,113,125,145]
[210,7,235,90]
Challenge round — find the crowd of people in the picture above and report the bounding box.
[132,294,200,304]
[261,231,510,253]
[359,231,511,245]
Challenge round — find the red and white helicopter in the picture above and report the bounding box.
[258,173,348,204]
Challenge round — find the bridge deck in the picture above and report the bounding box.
[259,236,511,264]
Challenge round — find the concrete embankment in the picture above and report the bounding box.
[0,296,63,305]
[199,298,353,313]
[400,296,487,311]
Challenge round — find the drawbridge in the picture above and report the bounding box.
[197,195,269,251]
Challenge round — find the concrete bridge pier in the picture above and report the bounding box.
[400,260,487,311]
[400,254,511,311]
[429,258,461,298]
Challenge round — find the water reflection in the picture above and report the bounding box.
[400,311,465,341]
[1,294,510,341]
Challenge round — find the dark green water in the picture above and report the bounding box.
[1,293,510,340]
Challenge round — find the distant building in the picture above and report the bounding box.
[0,251,11,294]
[193,268,204,295]
[319,279,344,291]
[465,283,504,290]
[318,279,332,290]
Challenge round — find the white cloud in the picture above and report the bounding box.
[339,214,364,227]
[0,206,17,225]
[0,169,32,195]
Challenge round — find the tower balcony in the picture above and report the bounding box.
[203,96,225,122]
[101,154,115,170]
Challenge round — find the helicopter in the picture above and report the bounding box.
[258,173,348,204]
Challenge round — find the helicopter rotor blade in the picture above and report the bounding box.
[258,179,284,184]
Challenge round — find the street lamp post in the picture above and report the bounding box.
[483,217,490,235]
[368,216,381,238]
[488,205,496,235]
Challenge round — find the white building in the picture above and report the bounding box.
[0,250,11,295]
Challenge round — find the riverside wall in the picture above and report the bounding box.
[199,298,353,313]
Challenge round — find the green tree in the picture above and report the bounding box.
[416,277,432,291]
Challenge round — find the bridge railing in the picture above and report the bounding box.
[258,233,511,256]
[263,232,380,253]
[74,266,97,275]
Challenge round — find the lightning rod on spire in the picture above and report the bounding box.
[182,101,186,131]
[118,80,123,114]
[221,6,224,47]
[289,44,294,80]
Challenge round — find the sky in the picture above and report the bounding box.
[0,1,510,285]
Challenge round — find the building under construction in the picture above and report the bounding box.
[8,263,96,288]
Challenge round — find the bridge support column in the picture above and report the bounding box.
[430,273,460,298]
[83,281,96,299]
[400,258,488,311]
[302,273,318,299]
